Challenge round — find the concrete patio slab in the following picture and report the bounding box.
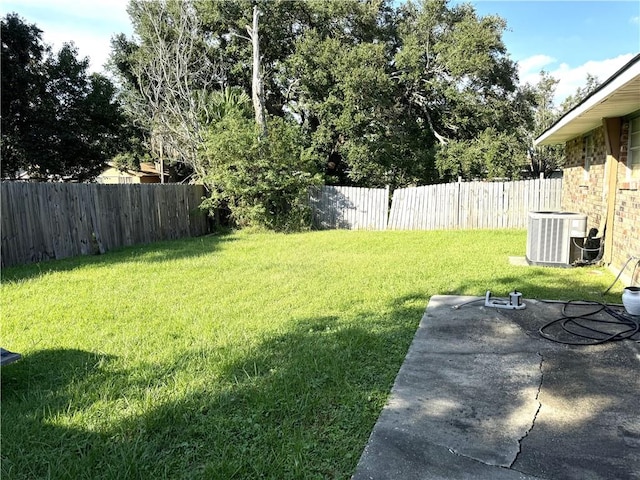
[352,295,640,480]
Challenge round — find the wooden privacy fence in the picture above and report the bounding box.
[1,183,210,268]
[311,178,562,231]
[309,185,389,230]
[388,178,562,230]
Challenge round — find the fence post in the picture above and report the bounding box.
[384,185,390,230]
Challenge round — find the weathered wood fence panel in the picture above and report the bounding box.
[309,186,389,230]
[311,179,562,231]
[1,183,209,268]
[388,178,562,230]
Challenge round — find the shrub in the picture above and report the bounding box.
[200,113,322,231]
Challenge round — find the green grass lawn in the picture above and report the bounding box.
[1,230,624,479]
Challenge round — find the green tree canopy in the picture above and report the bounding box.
[1,13,125,181]
[193,0,535,185]
[560,73,601,113]
[111,0,547,227]
[394,1,534,181]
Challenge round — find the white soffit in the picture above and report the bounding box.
[535,56,640,146]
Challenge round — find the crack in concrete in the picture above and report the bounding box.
[443,444,547,479]
[444,445,501,468]
[510,352,544,469]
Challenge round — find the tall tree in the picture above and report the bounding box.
[527,71,564,177]
[1,13,125,181]
[1,13,49,178]
[395,0,533,181]
[247,5,267,134]
[560,73,600,113]
[114,0,538,195]
[196,0,405,185]
[116,0,219,179]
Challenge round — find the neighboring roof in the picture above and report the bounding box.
[129,162,163,178]
[138,162,163,176]
[101,162,165,178]
[535,53,640,146]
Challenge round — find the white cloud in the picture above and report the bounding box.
[517,54,556,80]
[518,53,636,105]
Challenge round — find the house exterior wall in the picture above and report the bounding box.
[615,119,640,283]
[96,167,161,184]
[96,167,139,184]
[562,120,640,284]
[562,126,606,229]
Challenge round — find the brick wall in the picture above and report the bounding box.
[614,189,640,283]
[614,119,640,283]
[562,120,640,284]
[562,125,606,231]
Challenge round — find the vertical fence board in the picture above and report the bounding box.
[416,188,424,229]
[390,189,401,230]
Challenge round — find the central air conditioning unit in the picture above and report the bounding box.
[526,211,588,267]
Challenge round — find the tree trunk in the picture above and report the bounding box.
[248,5,267,135]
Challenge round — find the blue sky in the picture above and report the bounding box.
[2,0,638,104]
[467,1,639,102]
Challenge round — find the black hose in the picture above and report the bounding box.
[602,256,640,295]
[538,300,640,346]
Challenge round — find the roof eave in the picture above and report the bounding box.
[535,54,640,146]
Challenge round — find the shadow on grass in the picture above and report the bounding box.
[0,232,237,283]
[441,263,621,304]
[2,284,634,479]
[1,348,114,400]
[495,266,622,303]
[1,348,117,478]
[0,294,427,479]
